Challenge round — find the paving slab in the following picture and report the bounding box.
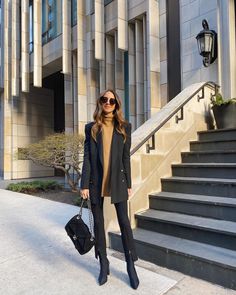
[1,189,236,295]
[0,189,177,295]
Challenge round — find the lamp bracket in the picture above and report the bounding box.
[202,19,209,30]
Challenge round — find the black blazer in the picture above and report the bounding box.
[80,121,132,204]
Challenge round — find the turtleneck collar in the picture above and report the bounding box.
[103,112,114,125]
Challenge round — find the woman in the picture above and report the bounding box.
[80,89,139,289]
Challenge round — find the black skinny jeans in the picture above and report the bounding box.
[91,197,138,262]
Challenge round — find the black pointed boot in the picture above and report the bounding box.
[98,252,110,285]
[125,252,139,289]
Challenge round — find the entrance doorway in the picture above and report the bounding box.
[42,71,65,132]
[43,71,65,176]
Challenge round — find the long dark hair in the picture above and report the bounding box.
[91,89,129,143]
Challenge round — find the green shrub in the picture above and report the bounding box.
[6,180,62,194]
[17,132,84,192]
[211,93,236,106]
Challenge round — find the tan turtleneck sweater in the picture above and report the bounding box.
[101,112,114,197]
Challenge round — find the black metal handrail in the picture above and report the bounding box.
[131,81,219,155]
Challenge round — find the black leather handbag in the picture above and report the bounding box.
[65,198,95,255]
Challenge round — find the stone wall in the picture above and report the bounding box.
[180,0,218,89]
[11,86,54,179]
[159,0,168,106]
[0,93,3,177]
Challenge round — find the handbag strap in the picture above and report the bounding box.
[79,198,85,216]
[87,199,95,239]
[79,198,95,239]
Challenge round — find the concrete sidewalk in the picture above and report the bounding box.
[0,189,235,295]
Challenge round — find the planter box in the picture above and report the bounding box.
[212,103,236,129]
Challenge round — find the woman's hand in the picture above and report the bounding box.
[128,188,132,197]
[80,189,90,199]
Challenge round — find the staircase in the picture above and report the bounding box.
[109,128,236,290]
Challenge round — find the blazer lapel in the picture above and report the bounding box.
[97,129,103,169]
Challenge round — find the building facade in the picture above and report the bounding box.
[0,0,235,179]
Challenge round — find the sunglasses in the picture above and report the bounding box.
[100,96,117,105]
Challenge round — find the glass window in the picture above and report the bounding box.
[104,0,113,5]
[42,0,48,40]
[29,0,34,53]
[72,0,77,26]
[91,0,114,14]
[42,0,62,45]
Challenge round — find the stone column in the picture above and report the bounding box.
[128,23,136,129]
[3,0,12,179]
[21,0,29,93]
[4,0,11,101]
[77,0,88,133]
[64,73,74,134]
[12,0,20,97]
[94,0,105,91]
[63,0,73,185]
[0,1,4,89]
[159,0,167,106]
[217,0,236,98]
[99,60,106,92]
[117,0,128,51]
[95,0,105,60]
[0,3,3,175]
[147,0,161,116]
[86,38,99,122]
[143,14,148,121]
[72,52,78,133]
[135,19,144,128]
[115,31,125,112]
[33,0,42,87]
[63,0,73,136]
[105,35,115,89]
[62,0,72,74]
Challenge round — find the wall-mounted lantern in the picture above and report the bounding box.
[196,19,217,67]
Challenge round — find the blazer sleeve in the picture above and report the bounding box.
[122,122,132,188]
[80,124,91,189]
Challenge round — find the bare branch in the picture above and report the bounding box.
[17,132,85,192]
